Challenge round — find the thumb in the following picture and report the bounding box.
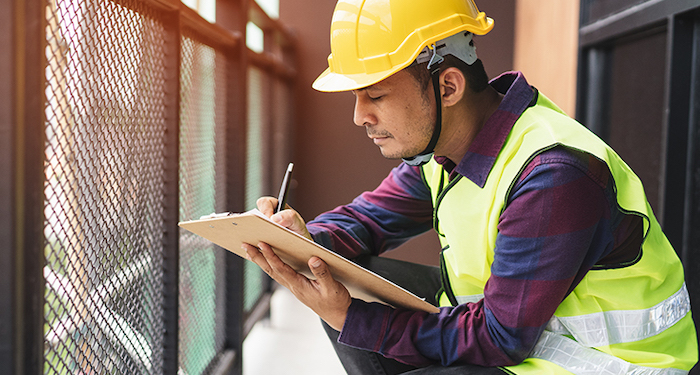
[308,257,331,282]
[273,210,312,240]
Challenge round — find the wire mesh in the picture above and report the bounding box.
[272,77,294,180]
[244,66,269,312]
[38,0,294,372]
[44,0,167,373]
[178,35,228,375]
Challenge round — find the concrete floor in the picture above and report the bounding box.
[243,287,346,375]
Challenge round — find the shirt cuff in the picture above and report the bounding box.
[338,298,393,352]
[307,224,332,249]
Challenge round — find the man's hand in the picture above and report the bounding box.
[243,241,351,331]
[257,197,312,240]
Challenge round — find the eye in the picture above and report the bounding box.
[368,94,383,101]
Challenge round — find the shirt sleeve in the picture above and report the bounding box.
[338,148,617,367]
[306,162,434,259]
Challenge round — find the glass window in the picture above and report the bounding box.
[181,0,216,23]
[246,22,264,53]
[255,0,279,19]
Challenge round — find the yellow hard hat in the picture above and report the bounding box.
[312,0,494,92]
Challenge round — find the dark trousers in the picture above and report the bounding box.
[323,256,507,375]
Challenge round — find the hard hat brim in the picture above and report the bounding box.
[312,65,405,93]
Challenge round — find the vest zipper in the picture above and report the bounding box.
[432,167,464,307]
[438,248,459,306]
[433,169,463,237]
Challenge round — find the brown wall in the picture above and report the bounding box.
[513,0,580,116]
[280,1,516,266]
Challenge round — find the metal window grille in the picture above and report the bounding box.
[44,0,168,373]
[178,35,228,374]
[5,0,296,372]
[244,66,268,313]
[271,77,294,184]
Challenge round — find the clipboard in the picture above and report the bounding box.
[179,210,439,313]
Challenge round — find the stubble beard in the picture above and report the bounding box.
[375,129,434,160]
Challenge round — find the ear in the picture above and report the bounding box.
[440,67,466,107]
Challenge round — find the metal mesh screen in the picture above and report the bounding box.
[44,0,167,373]
[244,66,268,312]
[37,0,293,371]
[272,77,293,172]
[178,35,228,375]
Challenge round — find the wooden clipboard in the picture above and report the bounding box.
[179,210,439,313]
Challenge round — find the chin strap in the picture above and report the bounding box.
[403,46,444,166]
[403,32,478,166]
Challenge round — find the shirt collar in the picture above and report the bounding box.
[434,71,535,187]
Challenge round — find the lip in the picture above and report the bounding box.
[371,136,389,145]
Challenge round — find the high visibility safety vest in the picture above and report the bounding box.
[421,92,698,374]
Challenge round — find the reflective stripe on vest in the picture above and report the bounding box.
[456,294,484,304]
[545,284,691,348]
[531,331,688,375]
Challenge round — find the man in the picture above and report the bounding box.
[243,0,698,373]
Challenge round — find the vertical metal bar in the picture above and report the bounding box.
[16,0,47,372]
[682,20,700,375]
[217,0,248,373]
[661,14,693,247]
[582,47,611,140]
[162,9,182,375]
[224,243,246,375]
[578,0,590,27]
[0,0,17,371]
[683,11,700,269]
[223,51,247,374]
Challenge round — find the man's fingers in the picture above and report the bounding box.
[256,196,277,217]
[257,197,312,240]
[246,245,349,331]
[256,242,303,284]
[271,209,313,240]
[309,257,332,283]
[243,243,272,275]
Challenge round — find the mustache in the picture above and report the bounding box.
[366,127,393,138]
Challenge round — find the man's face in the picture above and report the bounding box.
[352,69,435,159]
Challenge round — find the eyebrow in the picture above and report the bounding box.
[354,84,381,94]
[351,87,368,96]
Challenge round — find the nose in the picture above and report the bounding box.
[353,94,377,127]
